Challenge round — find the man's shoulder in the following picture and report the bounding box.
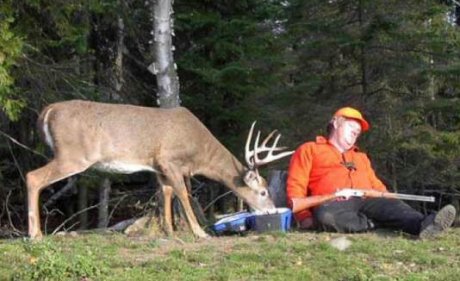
[296,136,328,151]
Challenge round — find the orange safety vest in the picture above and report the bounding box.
[286,136,387,222]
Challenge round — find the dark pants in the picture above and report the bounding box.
[313,198,424,235]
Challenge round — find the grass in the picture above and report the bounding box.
[0,228,459,280]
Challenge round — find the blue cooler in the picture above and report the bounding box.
[212,212,255,235]
[251,208,292,233]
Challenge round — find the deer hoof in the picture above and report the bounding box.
[191,227,209,239]
[29,232,44,241]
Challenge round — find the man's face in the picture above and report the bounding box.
[333,117,362,151]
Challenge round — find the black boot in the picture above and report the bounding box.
[419,204,456,239]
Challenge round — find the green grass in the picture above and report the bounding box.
[0,228,459,280]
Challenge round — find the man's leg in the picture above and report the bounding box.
[359,198,424,235]
[313,198,373,233]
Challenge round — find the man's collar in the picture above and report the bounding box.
[315,136,328,144]
[315,136,360,151]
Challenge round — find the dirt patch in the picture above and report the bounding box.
[117,229,327,265]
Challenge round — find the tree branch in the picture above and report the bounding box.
[0,129,48,159]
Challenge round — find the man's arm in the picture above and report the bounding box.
[291,189,397,215]
[286,144,314,220]
[290,194,337,213]
[286,145,312,205]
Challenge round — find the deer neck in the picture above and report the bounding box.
[200,145,247,191]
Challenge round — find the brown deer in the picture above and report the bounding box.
[26,100,293,239]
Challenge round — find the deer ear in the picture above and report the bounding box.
[243,170,260,190]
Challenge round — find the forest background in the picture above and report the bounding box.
[1,0,460,237]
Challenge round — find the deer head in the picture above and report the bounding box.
[238,122,293,211]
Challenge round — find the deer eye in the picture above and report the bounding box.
[260,191,267,197]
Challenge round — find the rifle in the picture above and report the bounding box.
[335,188,435,202]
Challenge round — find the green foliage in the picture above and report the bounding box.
[12,238,107,281]
[0,6,25,121]
[175,0,286,150]
[19,0,94,55]
[9,0,121,107]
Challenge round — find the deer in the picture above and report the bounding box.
[26,100,294,239]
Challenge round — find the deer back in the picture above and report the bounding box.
[39,100,237,175]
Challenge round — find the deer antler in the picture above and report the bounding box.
[245,121,294,169]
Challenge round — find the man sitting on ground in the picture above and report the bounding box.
[286,107,456,238]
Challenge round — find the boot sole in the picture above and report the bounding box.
[419,205,456,239]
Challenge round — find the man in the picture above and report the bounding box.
[286,107,456,238]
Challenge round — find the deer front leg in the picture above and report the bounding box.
[158,163,209,238]
[173,185,209,238]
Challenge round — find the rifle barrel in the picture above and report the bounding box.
[390,193,435,202]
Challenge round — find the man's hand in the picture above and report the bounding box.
[335,188,385,200]
[334,189,364,200]
[362,189,385,198]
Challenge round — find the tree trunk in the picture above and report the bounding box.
[149,0,180,108]
[358,0,368,101]
[113,3,125,101]
[98,178,111,228]
[456,4,460,26]
[78,184,88,230]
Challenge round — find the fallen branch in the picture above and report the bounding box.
[108,218,138,231]
[51,203,102,235]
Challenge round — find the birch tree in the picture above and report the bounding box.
[149,0,180,108]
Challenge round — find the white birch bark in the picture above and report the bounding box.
[113,7,125,100]
[149,0,180,108]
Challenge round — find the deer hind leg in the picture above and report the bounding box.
[160,183,174,236]
[157,163,209,238]
[26,158,92,239]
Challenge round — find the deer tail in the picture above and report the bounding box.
[37,104,56,150]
